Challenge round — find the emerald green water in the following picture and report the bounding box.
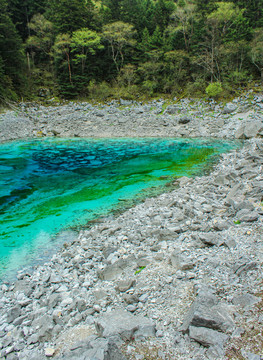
[0,138,240,280]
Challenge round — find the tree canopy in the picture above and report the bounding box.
[0,0,262,102]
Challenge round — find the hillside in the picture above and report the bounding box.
[0,0,262,104]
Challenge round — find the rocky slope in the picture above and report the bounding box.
[0,93,262,360]
[0,92,263,142]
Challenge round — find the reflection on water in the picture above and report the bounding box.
[0,137,241,280]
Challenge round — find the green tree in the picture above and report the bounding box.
[138,50,163,95]
[219,40,250,84]
[250,28,263,84]
[102,0,121,21]
[195,0,216,16]
[71,29,103,74]
[26,14,54,60]
[46,0,94,34]
[233,0,263,28]
[120,0,148,36]
[8,0,46,40]
[102,21,137,72]
[150,26,163,48]
[164,50,189,83]
[140,27,151,52]
[196,2,245,82]
[170,0,197,52]
[142,0,155,34]
[53,33,72,84]
[153,0,175,33]
[0,0,25,102]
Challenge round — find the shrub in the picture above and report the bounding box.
[205,82,223,98]
[88,80,112,101]
[186,78,206,97]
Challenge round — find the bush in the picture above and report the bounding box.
[87,80,112,101]
[113,85,140,100]
[141,80,158,97]
[186,78,206,97]
[205,82,223,98]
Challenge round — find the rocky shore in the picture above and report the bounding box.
[0,92,263,360]
[0,92,263,142]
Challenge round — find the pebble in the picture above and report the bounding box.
[0,92,262,359]
[45,348,55,357]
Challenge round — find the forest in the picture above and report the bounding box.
[0,0,262,104]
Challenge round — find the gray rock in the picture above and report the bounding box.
[223,238,236,248]
[222,103,237,114]
[123,294,139,304]
[31,315,54,341]
[236,122,263,139]
[134,107,144,114]
[13,280,34,297]
[165,105,179,115]
[93,289,108,300]
[59,338,127,360]
[136,257,150,267]
[180,292,235,334]
[6,305,22,324]
[232,293,260,309]
[103,246,117,258]
[189,326,229,348]
[235,201,255,212]
[116,279,136,292]
[232,327,245,338]
[213,220,231,231]
[126,305,137,312]
[236,209,259,222]
[199,233,219,246]
[48,293,62,308]
[138,294,148,304]
[178,115,192,124]
[214,175,229,185]
[98,260,129,281]
[95,310,155,341]
[170,251,195,270]
[13,315,27,326]
[233,258,258,276]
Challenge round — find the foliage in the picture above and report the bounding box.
[102,21,137,72]
[26,14,54,59]
[250,28,263,84]
[46,0,95,34]
[134,266,146,275]
[0,0,26,103]
[87,80,112,101]
[205,81,223,98]
[71,29,103,74]
[1,0,263,100]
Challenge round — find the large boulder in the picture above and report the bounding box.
[164,105,179,114]
[189,326,229,348]
[57,338,127,360]
[95,310,156,341]
[235,121,263,139]
[180,289,235,334]
[222,103,237,114]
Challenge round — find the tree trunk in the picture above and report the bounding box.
[66,52,72,84]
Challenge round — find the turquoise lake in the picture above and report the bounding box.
[0,138,240,280]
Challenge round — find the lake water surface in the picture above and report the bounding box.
[0,138,240,280]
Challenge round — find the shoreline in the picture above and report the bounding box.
[0,93,262,359]
[0,137,240,284]
[0,92,263,142]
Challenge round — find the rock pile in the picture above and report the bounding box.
[0,93,262,359]
[0,91,263,142]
